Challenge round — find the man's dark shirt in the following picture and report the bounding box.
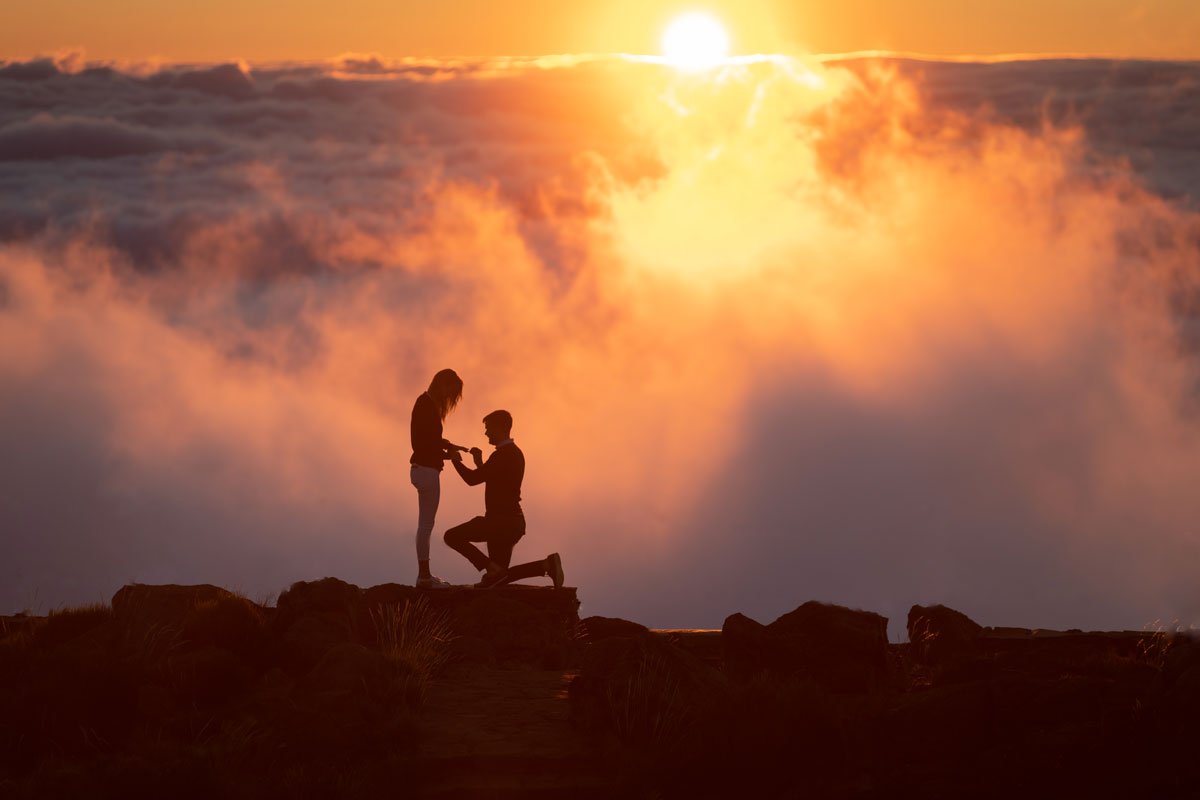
[410,392,445,471]
[453,441,524,517]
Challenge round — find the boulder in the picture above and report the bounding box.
[181,593,266,661]
[362,584,580,661]
[111,584,256,666]
[302,642,394,699]
[907,604,982,670]
[443,635,496,668]
[273,578,365,671]
[723,602,890,693]
[581,616,651,642]
[451,592,570,668]
[1160,633,1200,685]
[112,584,236,638]
[273,578,363,635]
[279,612,358,673]
[1163,635,1200,714]
[722,612,769,681]
[169,646,254,706]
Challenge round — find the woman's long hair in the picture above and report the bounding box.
[427,368,463,422]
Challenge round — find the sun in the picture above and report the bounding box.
[661,12,730,71]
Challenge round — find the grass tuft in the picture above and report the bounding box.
[369,597,456,704]
[606,651,689,749]
[1136,619,1183,670]
[34,603,112,648]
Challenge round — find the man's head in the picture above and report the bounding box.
[483,409,513,445]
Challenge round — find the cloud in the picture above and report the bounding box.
[1,54,1199,637]
[0,114,170,160]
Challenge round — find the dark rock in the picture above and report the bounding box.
[723,602,890,693]
[279,643,415,762]
[111,584,237,640]
[1163,635,1200,713]
[907,604,983,670]
[657,629,723,667]
[302,642,394,699]
[1161,634,1200,685]
[360,583,581,669]
[273,578,364,635]
[279,611,357,673]
[169,646,254,706]
[980,630,1148,681]
[31,605,112,649]
[443,634,496,667]
[722,612,769,680]
[451,592,571,669]
[360,582,420,640]
[1171,666,1200,715]
[180,593,266,661]
[272,578,365,671]
[581,616,650,641]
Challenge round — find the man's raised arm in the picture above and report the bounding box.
[450,448,488,486]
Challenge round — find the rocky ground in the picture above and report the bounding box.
[1,582,1197,798]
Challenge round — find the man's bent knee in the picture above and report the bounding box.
[444,516,482,546]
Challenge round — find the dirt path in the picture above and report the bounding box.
[415,667,620,799]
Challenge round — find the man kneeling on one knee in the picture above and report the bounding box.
[444,409,564,589]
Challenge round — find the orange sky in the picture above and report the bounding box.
[3,0,1199,62]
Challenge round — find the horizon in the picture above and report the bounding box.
[5,49,1200,73]
[3,14,1200,640]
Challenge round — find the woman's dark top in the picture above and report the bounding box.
[410,392,446,471]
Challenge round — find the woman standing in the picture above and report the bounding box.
[410,368,463,588]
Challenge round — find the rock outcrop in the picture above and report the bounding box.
[271,579,580,671]
[907,603,983,673]
[4,586,1197,799]
[722,601,890,693]
[580,615,650,641]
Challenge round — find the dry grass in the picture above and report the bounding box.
[33,602,112,648]
[1136,619,1184,670]
[113,594,183,666]
[369,597,456,704]
[606,651,689,748]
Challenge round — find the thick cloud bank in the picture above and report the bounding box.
[2,53,1200,635]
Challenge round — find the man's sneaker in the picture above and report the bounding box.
[474,568,508,589]
[416,575,452,589]
[546,553,564,589]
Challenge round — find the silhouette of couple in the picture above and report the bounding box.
[409,368,564,590]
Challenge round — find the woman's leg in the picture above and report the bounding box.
[410,465,441,577]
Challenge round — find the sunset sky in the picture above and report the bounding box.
[4,0,1200,61]
[3,1,1200,635]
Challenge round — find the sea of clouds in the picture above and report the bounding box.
[2,52,1199,635]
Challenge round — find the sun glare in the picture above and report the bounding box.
[662,12,730,71]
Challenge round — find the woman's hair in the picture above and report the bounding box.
[427,368,464,421]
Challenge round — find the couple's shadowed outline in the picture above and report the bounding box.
[408,368,562,590]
